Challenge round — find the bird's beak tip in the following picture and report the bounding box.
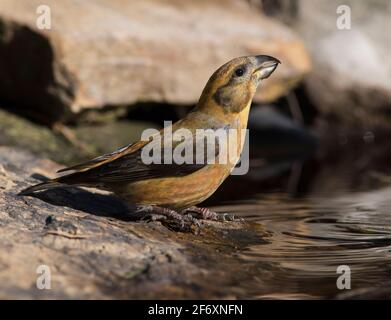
[255,55,281,65]
[254,55,280,80]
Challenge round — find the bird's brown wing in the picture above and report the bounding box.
[57,140,148,173]
[58,126,227,185]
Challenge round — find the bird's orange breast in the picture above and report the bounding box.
[116,163,230,210]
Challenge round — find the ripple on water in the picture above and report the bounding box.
[210,189,391,299]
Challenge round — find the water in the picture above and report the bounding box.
[198,139,391,299]
[206,189,391,299]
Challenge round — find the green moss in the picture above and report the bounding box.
[73,120,159,156]
[0,108,160,165]
[0,108,83,164]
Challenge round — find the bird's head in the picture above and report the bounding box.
[199,55,280,113]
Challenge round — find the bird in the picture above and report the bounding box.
[19,55,280,226]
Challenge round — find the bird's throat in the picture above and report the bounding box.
[213,85,253,114]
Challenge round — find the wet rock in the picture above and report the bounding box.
[0,0,310,123]
[337,282,391,300]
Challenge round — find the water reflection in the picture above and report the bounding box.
[201,126,391,299]
[207,187,391,299]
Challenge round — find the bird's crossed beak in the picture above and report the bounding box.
[253,55,281,80]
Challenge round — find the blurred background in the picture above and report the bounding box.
[1,0,390,202]
[1,0,391,299]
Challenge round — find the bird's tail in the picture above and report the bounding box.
[18,179,63,196]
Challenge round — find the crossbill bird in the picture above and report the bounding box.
[19,55,280,226]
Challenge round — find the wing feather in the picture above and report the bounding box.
[57,140,147,173]
[78,134,220,183]
[57,122,230,185]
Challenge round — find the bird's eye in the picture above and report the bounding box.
[235,67,245,77]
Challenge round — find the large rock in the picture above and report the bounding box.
[0,0,310,123]
[0,146,272,299]
[294,0,391,127]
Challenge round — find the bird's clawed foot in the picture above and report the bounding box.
[132,205,237,232]
[181,206,236,222]
[133,205,200,232]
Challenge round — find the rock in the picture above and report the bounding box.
[0,108,84,165]
[246,105,318,181]
[0,0,310,123]
[72,119,160,157]
[337,282,391,299]
[293,0,391,127]
[248,105,318,159]
[0,146,268,299]
[0,107,158,165]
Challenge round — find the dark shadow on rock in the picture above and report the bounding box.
[27,174,134,221]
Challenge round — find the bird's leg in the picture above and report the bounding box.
[133,205,200,230]
[181,206,235,221]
